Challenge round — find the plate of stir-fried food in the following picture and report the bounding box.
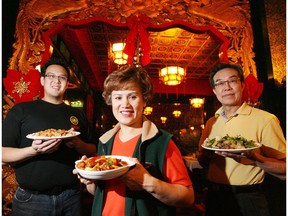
[201,135,262,153]
[26,128,80,140]
[75,155,136,180]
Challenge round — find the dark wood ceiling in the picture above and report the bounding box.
[50,19,229,96]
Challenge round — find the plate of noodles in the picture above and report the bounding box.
[26,128,80,140]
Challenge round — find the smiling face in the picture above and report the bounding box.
[40,64,69,103]
[212,67,245,108]
[111,83,146,128]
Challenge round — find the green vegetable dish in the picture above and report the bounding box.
[203,135,257,150]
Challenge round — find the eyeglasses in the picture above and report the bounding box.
[44,74,68,82]
[214,77,240,88]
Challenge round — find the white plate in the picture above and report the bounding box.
[201,142,262,153]
[75,155,136,180]
[26,131,80,140]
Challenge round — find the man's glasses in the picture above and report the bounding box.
[44,74,68,82]
[214,77,240,88]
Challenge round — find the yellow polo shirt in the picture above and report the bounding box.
[200,102,286,185]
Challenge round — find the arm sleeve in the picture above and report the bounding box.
[2,107,22,147]
[261,115,286,159]
[163,140,192,187]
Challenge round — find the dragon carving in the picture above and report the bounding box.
[9,0,88,74]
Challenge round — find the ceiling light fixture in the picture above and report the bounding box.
[160,116,167,124]
[143,106,153,115]
[172,110,181,118]
[190,98,205,108]
[112,43,128,65]
[159,66,186,86]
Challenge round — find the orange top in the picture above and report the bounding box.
[102,132,191,216]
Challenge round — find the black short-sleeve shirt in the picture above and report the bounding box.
[2,99,96,191]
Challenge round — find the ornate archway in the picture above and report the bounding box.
[4,0,262,108]
[10,0,256,77]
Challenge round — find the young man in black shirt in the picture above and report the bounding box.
[2,57,97,216]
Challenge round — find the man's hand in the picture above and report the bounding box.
[215,150,258,165]
[31,139,62,154]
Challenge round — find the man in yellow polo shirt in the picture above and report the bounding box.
[198,63,286,216]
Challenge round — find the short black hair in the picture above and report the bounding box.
[41,57,70,80]
[209,63,244,88]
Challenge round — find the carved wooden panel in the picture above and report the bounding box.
[11,0,257,80]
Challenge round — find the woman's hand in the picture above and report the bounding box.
[73,167,96,194]
[73,155,96,195]
[120,158,153,191]
[73,168,95,185]
[121,158,195,207]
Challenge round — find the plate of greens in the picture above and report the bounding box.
[201,135,262,153]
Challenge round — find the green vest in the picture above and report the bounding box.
[92,129,176,216]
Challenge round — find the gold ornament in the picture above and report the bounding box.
[70,116,79,125]
[12,77,31,98]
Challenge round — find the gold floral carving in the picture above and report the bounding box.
[9,0,267,80]
[12,77,31,98]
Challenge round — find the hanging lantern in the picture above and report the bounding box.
[143,106,153,115]
[112,43,128,65]
[160,116,167,124]
[159,66,186,86]
[172,110,181,118]
[190,98,205,108]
